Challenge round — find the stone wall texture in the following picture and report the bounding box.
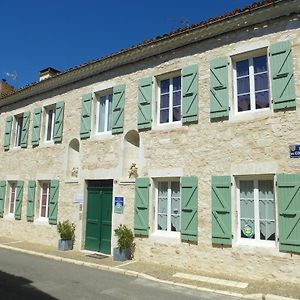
[0,13,299,283]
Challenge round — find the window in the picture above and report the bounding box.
[14,115,23,147]
[8,182,17,215]
[237,178,275,244]
[158,76,181,124]
[234,54,269,113]
[45,106,55,142]
[156,180,180,233]
[96,93,113,133]
[39,182,50,218]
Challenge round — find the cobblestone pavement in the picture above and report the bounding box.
[0,236,298,300]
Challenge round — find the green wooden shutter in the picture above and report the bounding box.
[211,176,232,245]
[0,181,6,218]
[270,41,295,110]
[182,65,198,124]
[15,181,24,220]
[112,85,125,134]
[138,77,152,130]
[3,116,13,151]
[53,101,65,143]
[20,112,30,148]
[181,176,198,242]
[210,57,229,120]
[134,177,150,236]
[49,180,59,225]
[277,174,300,253]
[27,180,36,222]
[32,108,42,146]
[80,93,92,139]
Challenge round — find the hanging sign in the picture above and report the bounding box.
[289,145,300,158]
[114,196,124,214]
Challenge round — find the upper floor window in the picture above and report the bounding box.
[96,93,113,133]
[158,75,181,125]
[234,54,269,113]
[45,106,55,142]
[14,115,23,147]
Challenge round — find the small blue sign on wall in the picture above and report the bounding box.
[114,196,124,214]
[290,145,300,158]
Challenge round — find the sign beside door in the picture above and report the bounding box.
[114,196,124,214]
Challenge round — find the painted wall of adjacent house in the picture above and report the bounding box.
[0,9,299,283]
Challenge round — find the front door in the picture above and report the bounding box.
[85,186,112,254]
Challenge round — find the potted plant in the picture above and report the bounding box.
[57,220,76,251]
[113,224,135,261]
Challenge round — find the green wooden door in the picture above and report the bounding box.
[85,187,112,254]
[100,189,113,254]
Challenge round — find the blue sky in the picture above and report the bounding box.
[1,0,255,88]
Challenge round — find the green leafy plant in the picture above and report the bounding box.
[57,220,76,240]
[114,224,135,255]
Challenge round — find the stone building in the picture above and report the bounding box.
[0,0,299,283]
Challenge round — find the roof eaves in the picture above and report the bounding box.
[1,0,298,107]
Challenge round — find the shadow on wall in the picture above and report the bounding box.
[0,270,58,300]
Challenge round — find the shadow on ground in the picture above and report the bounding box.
[0,269,57,300]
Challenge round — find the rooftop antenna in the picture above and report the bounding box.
[5,71,18,80]
[168,18,190,30]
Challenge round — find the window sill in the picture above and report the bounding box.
[38,141,56,148]
[90,131,113,141]
[3,214,15,221]
[230,108,272,123]
[34,218,51,226]
[149,231,181,245]
[234,239,276,249]
[152,122,186,133]
[10,146,23,152]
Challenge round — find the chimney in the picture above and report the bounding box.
[39,67,60,81]
[0,79,14,98]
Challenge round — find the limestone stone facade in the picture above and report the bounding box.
[0,0,299,283]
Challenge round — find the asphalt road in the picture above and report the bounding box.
[0,248,244,300]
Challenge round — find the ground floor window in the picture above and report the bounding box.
[9,182,17,215]
[237,177,275,243]
[156,180,180,233]
[40,182,50,218]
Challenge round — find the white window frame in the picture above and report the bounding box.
[154,178,181,238]
[14,114,23,147]
[156,73,182,127]
[44,106,55,142]
[233,50,270,115]
[95,92,113,134]
[8,182,17,216]
[236,175,277,247]
[39,182,50,220]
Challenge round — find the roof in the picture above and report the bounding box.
[0,0,299,107]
